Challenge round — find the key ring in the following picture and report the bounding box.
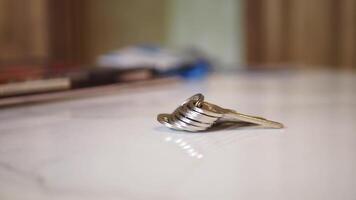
[157,93,284,132]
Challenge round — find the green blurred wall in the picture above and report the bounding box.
[167,0,244,68]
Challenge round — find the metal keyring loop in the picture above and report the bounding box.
[181,93,204,107]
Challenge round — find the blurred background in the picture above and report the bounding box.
[1,1,356,198]
[0,0,354,69]
[0,0,355,103]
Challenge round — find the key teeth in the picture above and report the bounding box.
[274,123,284,129]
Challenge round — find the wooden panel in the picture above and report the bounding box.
[337,0,355,68]
[47,0,87,64]
[261,0,286,63]
[246,0,356,68]
[245,0,264,64]
[0,0,49,64]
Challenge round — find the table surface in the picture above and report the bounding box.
[0,70,355,200]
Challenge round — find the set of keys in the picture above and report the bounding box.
[157,94,284,132]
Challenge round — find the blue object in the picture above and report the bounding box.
[160,58,211,79]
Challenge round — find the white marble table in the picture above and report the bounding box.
[1,71,355,200]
